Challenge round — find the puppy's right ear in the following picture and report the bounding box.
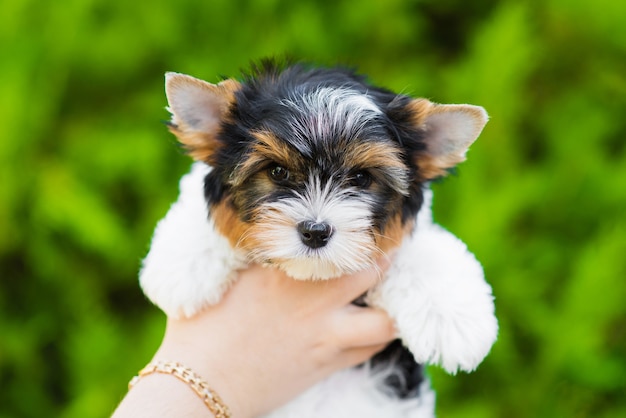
[165,72,240,162]
[406,99,488,180]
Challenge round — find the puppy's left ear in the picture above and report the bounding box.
[409,99,488,180]
[165,72,241,162]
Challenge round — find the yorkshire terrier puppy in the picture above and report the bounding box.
[140,61,498,417]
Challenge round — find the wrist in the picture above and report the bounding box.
[130,361,231,418]
[113,368,212,418]
[152,327,251,418]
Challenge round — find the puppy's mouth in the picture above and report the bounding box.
[240,198,379,279]
[250,227,378,281]
[266,256,374,281]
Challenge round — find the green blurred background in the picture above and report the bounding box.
[1,0,625,416]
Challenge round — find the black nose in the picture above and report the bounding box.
[297,221,333,249]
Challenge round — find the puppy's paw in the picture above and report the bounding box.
[139,163,246,318]
[372,223,498,374]
[401,299,498,374]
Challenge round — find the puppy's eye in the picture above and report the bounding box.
[349,171,372,188]
[268,164,290,183]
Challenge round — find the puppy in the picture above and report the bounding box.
[140,61,498,417]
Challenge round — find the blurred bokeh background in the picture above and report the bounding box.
[1,0,625,416]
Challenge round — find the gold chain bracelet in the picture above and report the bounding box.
[128,361,231,418]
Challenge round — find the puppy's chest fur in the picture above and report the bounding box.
[140,62,498,417]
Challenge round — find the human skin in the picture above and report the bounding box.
[112,260,396,418]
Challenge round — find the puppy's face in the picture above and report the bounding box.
[165,63,487,279]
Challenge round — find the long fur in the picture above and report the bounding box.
[139,62,498,416]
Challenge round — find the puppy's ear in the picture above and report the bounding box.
[165,72,241,162]
[408,99,488,180]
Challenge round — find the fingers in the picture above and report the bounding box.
[236,255,393,308]
[324,256,392,305]
[339,343,391,369]
[332,306,396,349]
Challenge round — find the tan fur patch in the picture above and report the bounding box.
[209,198,252,249]
[405,98,435,127]
[415,153,466,180]
[170,129,222,163]
[375,213,414,255]
[230,131,305,186]
[251,131,303,166]
[405,99,459,180]
[343,141,406,171]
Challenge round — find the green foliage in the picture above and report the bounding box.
[1,0,624,416]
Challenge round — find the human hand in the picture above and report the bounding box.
[152,259,395,418]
